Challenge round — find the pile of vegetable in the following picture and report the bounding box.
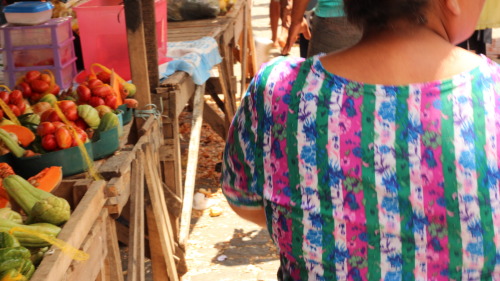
[0,64,138,279]
[0,65,137,160]
[0,164,67,280]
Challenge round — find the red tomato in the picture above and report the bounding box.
[47,110,62,123]
[96,71,111,84]
[52,121,65,130]
[73,118,89,130]
[58,100,76,112]
[40,108,54,122]
[71,127,88,147]
[9,90,23,105]
[37,122,56,136]
[123,98,138,109]
[92,84,113,98]
[30,80,50,93]
[0,110,4,120]
[64,107,78,121]
[16,100,26,114]
[104,95,118,110]
[24,70,41,83]
[15,82,32,98]
[89,96,105,107]
[76,85,91,103]
[55,127,73,149]
[30,93,42,103]
[50,84,60,95]
[39,73,51,84]
[87,79,103,89]
[41,134,58,151]
[8,104,20,116]
[0,92,9,103]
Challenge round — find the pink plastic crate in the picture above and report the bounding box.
[11,41,75,67]
[1,17,72,47]
[74,0,169,81]
[0,17,77,90]
[11,63,76,91]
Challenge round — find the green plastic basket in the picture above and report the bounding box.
[13,142,94,178]
[92,126,119,160]
[118,104,134,125]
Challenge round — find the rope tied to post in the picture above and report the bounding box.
[134,103,162,121]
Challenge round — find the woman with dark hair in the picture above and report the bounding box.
[222,0,500,280]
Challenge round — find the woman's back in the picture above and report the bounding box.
[221,0,500,280]
[222,54,500,280]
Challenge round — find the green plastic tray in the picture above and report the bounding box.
[118,104,134,125]
[13,142,94,178]
[92,126,119,160]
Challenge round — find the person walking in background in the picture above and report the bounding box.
[270,0,292,48]
[281,0,361,56]
[222,0,500,279]
[458,0,500,55]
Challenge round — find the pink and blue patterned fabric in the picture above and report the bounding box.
[221,54,500,280]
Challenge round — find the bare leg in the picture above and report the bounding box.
[278,0,292,47]
[270,0,280,46]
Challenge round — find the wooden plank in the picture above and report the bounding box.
[203,100,226,139]
[158,71,190,88]
[146,205,168,281]
[218,60,236,129]
[246,25,257,78]
[116,219,130,246]
[239,1,248,97]
[123,0,151,128]
[144,144,179,281]
[179,84,205,247]
[141,0,159,90]
[98,150,135,179]
[65,209,108,281]
[127,151,145,281]
[163,182,182,219]
[31,180,108,281]
[104,216,125,281]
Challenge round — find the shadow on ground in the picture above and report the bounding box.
[211,228,278,266]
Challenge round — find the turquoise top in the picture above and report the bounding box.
[315,0,344,18]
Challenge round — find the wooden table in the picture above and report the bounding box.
[156,0,256,262]
[163,0,256,136]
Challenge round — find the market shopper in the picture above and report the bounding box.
[270,0,292,47]
[281,0,361,56]
[222,0,500,279]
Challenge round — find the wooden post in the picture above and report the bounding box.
[123,0,151,128]
[144,144,179,281]
[127,151,145,281]
[178,84,205,247]
[240,2,248,96]
[103,217,124,281]
[141,0,159,91]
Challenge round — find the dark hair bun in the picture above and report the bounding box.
[344,0,429,30]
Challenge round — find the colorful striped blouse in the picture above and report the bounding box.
[221,54,500,280]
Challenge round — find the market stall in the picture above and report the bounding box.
[0,1,174,280]
[0,0,254,279]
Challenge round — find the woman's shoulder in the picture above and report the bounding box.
[252,56,308,90]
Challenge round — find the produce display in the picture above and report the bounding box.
[0,64,139,279]
[0,164,64,280]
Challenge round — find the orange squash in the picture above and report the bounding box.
[0,163,15,208]
[0,125,35,147]
[27,166,62,193]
